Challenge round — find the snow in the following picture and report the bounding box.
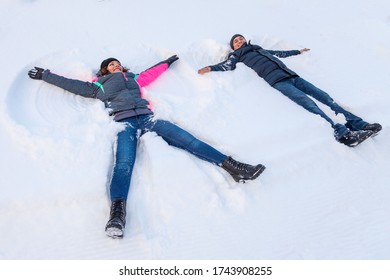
[1,0,390,260]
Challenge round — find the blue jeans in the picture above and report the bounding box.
[273,77,368,138]
[109,114,227,201]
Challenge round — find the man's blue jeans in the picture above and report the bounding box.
[109,114,227,201]
[273,77,368,138]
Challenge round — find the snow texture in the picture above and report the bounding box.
[0,0,390,260]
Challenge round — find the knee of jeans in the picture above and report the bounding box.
[115,152,135,164]
[187,137,201,150]
[113,161,133,175]
[115,146,136,164]
[167,134,196,150]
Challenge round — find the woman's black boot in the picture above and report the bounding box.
[220,156,265,183]
[105,199,126,238]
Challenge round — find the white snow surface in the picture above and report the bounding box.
[1,0,390,260]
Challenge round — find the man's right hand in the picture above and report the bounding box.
[198,66,211,75]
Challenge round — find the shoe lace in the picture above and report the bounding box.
[227,157,250,171]
[110,200,126,220]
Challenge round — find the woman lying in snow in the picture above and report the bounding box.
[28,55,265,239]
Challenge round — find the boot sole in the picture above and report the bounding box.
[343,131,374,147]
[105,227,124,239]
[249,165,266,182]
[363,128,382,137]
[231,165,266,183]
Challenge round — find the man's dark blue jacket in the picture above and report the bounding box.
[209,42,301,86]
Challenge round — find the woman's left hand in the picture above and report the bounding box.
[165,55,179,67]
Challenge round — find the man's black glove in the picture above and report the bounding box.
[164,55,179,67]
[28,67,45,80]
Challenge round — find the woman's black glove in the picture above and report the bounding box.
[28,67,45,80]
[164,55,179,67]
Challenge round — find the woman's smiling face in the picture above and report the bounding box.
[106,60,123,74]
